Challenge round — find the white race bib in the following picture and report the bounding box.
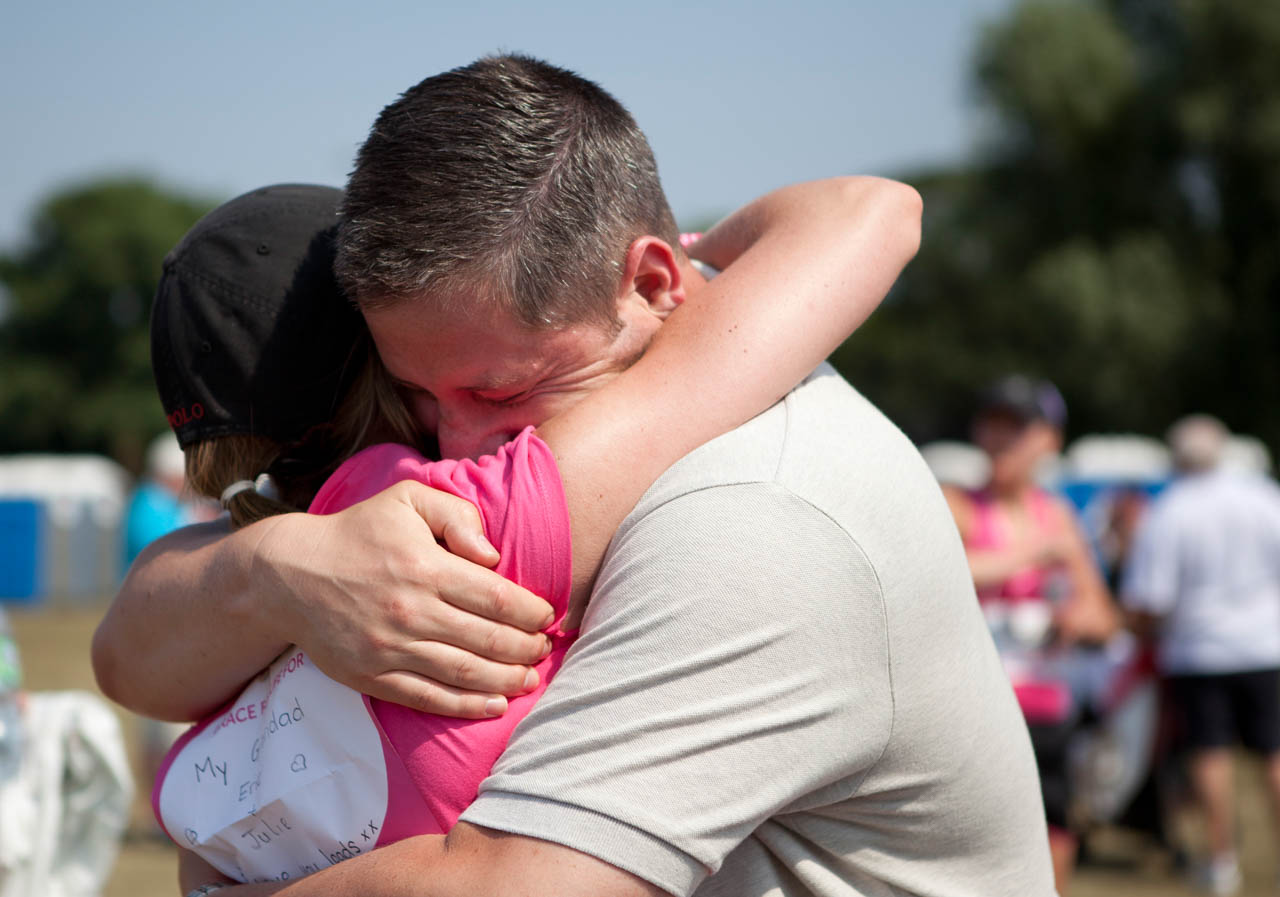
[156,650,389,883]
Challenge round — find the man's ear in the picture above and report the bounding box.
[616,236,685,320]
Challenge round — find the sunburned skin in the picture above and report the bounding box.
[366,275,681,461]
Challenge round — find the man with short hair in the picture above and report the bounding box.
[336,53,685,462]
[1124,415,1280,895]
[192,55,1049,897]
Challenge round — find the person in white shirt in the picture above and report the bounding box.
[1123,414,1280,895]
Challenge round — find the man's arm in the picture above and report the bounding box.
[94,482,555,721]
[182,825,667,897]
[182,483,881,897]
[96,519,278,721]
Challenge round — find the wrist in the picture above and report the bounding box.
[227,512,307,649]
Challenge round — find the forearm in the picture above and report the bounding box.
[965,546,1036,589]
[1058,545,1120,642]
[1039,505,1118,641]
[545,176,922,593]
[186,836,446,897]
[186,825,661,897]
[651,176,921,433]
[93,519,291,720]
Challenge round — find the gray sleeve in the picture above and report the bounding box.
[459,482,893,896]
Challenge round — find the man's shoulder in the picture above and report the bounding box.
[1153,470,1274,521]
[636,365,894,495]
[626,364,944,544]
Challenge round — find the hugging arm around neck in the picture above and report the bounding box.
[538,176,923,606]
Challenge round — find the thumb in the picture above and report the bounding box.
[396,480,500,568]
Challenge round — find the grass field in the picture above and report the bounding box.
[9,603,1278,897]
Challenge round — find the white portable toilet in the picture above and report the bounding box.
[0,455,129,603]
[1063,434,1173,482]
[919,441,991,492]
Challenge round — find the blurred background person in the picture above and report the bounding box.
[121,433,210,569]
[1122,414,1280,896]
[1098,486,1152,595]
[944,375,1120,892]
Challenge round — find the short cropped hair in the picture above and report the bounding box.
[336,54,680,329]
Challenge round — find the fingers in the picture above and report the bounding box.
[443,599,555,657]
[396,639,541,695]
[273,481,564,722]
[396,481,500,567]
[382,482,555,631]
[422,607,553,667]
[365,670,529,720]
[370,560,553,663]
[431,550,556,634]
[308,635,542,719]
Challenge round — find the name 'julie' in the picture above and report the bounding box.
[240,813,292,850]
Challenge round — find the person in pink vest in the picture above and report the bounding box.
[944,375,1119,892]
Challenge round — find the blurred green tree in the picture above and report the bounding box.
[0,179,213,470]
[832,0,1280,455]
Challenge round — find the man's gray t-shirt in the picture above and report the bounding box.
[461,366,1053,896]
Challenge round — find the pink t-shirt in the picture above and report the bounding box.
[152,428,574,882]
[965,487,1063,604]
[310,427,575,836]
[963,487,1070,724]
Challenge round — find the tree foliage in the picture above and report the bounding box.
[4,2,1278,466]
[831,0,1280,454]
[0,179,212,469]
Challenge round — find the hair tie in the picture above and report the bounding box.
[220,473,280,508]
[253,472,280,502]
[220,480,255,507]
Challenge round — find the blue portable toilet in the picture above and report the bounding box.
[0,500,43,603]
[0,454,129,603]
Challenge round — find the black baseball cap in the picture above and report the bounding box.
[151,184,368,449]
[976,375,1067,430]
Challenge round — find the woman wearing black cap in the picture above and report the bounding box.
[943,376,1119,892]
[120,177,921,888]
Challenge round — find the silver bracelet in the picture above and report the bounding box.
[185,884,230,897]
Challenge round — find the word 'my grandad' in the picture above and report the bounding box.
[214,652,307,732]
[250,697,306,762]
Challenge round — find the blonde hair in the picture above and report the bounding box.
[185,343,423,529]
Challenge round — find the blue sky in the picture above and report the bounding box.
[1,0,1013,249]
